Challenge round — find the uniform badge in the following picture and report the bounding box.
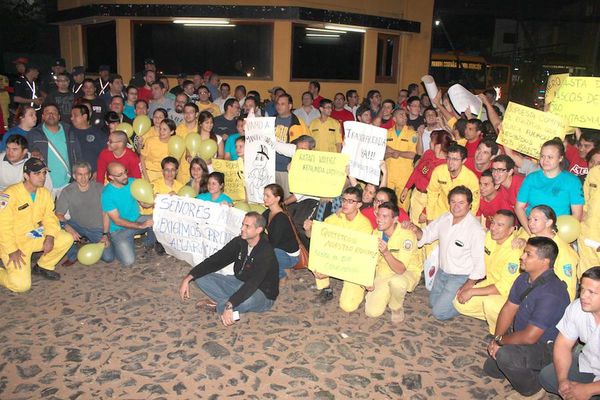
[411,135,417,144]
[507,262,518,274]
[421,165,429,175]
[403,239,413,250]
[563,264,573,278]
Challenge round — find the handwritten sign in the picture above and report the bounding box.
[550,77,600,129]
[342,121,387,185]
[308,221,378,286]
[498,102,568,159]
[545,73,569,106]
[212,159,245,201]
[288,150,348,197]
[153,195,246,267]
[244,117,276,203]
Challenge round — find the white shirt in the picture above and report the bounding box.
[0,152,53,192]
[344,104,359,119]
[418,212,485,279]
[556,299,600,381]
[293,106,320,127]
[214,96,234,113]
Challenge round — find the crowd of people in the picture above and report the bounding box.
[0,56,599,399]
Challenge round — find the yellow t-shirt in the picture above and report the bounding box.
[175,122,198,139]
[482,231,522,298]
[426,165,480,221]
[372,225,422,284]
[308,117,342,153]
[152,178,184,195]
[141,136,170,173]
[324,211,372,234]
[197,102,222,117]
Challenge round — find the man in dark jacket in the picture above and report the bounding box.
[178,212,279,326]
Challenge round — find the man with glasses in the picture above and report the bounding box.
[168,93,187,125]
[344,89,359,120]
[44,72,74,121]
[96,131,141,183]
[308,98,342,153]
[102,161,158,266]
[304,186,373,307]
[491,154,524,210]
[196,85,221,117]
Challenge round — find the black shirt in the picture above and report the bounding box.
[213,115,238,137]
[45,91,75,121]
[72,126,107,172]
[262,210,299,253]
[407,115,425,131]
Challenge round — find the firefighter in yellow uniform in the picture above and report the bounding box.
[578,165,600,277]
[307,100,343,153]
[0,158,73,292]
[385,109,418,210]
[365,202,422,323]
[426,144,480,221]
[305,187,373,311]
[453,211,522,333]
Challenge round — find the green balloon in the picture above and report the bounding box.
[130,179,154,204]
[177,185,197,198]
[116,122,134,138]
[77,243,105,266]
[168,136,186,159]
[133,115,152,135]
[185,133,202,155]
[249,203,266,213]
[234,201,251,211]
[198,139,218,161]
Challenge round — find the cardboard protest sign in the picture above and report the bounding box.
[212,159,245,201]
[153,195,245,266]
[308,221,379,287]
[342,121,387,185]
[498,102,568,159]
[288,150,348,197]
[244,117,276,203]
[550,77,600,129]
[545,73,569,106]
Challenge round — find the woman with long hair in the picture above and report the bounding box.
[187,157,209,195]
[141,118,178,182]
[198,110,225,161]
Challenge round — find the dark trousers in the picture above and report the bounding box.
[484,342,553,396]
[539,349,600,399]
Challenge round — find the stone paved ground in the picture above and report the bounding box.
[0,247,554,399]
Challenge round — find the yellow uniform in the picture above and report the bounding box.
[141,136,170,182]
[385,125,418,209]
[365,226,422,317]
[0,75,10,128]
[0,183,73,292]
[175,123,199,184]
[316,212,373,312]
[308,117,342,153]
[426,165,480,221]
[197,102,221,117]
[578,165,600,277]
[152,178,184,195]
[453,231,522,333]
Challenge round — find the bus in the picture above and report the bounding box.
[429,52,512,103]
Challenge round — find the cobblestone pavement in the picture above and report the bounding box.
[0,248,553,399]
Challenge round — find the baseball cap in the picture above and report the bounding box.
[144,58,155,65]
[54,58,66,67]
[203,70,213,79]
[99,65,110,72]
[13,57,29,65]
[24,158,49,173]
[72,66,85,76]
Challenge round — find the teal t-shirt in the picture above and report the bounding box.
[196,191,233,204]
[517,170,584,216]
[224,133,241,161]
[101,178,141,232]
[43,124,70,188]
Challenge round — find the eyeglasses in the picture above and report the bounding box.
[446,157,462,162]
[491,168,507,173]
[341,197,359,204]
[374,198,387,204]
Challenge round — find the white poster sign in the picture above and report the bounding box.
[342,121,387,185]
[153,195,246,268]
[244,117,276,203]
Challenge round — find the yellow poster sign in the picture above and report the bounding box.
[498,102,568,159]
[544,73,569,106]
[212,159,246,201]
[550,77,600,129]
[308,221,379,287]
[288,150,348,197]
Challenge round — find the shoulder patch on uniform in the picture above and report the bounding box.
[507,262,518,274]
[411,135,418,143]
[563,264,573,278]
[403,239,413,250]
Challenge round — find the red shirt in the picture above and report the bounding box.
[331,108,355,138]
[499,173,524,208]
[464,157,489,179]
[137,86,153,103]
[379,118,395,130]
[477,190,510,228]
[566,143,588,177]
[404,150,447,192]
[312,95,324,109]
[96,147,142,183]
[465,137,481,158]
[362,206,409,229]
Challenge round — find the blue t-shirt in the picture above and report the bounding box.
[196,192,233,204]
[516,170,584,216]
[0,126,29,151]
[224,133,241,161]
[101,178,140,232]
[43,124,70,188]
[508,270,570,343]
[123,103,136,120]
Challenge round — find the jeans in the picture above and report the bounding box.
[65,220,115,263]
[195,273,274,314]
[274,248,299,279]
[539,349,600,398]
[429,269,469,320]
[484,342,554,396]
[109,215,156,267]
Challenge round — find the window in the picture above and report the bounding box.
[376,34,399,83]
[133,22,273,78]
[84,22,117,73]
[291,24,362,81]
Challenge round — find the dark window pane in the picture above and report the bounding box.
[291,24,362,81]
[133,22,272,77]
[376,38,384,77]
[84,22,117,73]
[430,63,486,90]
[385,39,394,76]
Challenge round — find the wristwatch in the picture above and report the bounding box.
[494,335,503,346]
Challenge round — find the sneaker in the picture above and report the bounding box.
[32,264,61,280]
[314,288,334,304]
[154,242,166,255]
[391,308,405,323]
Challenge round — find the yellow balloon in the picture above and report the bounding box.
[130,179,154,204]
[234,201,251,212]
[198,139,218,161]
[77,243,105,266]
[556,215,581,243]
[168,136,185,159]
[177,185,197,198]
[249,203,266,213]
[133,115,152,135]
[185,133,202,156]
[116,122,134,138]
